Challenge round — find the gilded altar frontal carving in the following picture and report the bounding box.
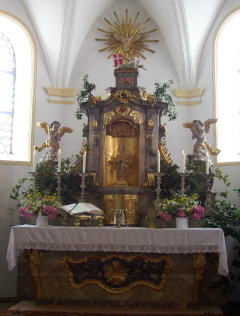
[61,254,172,294]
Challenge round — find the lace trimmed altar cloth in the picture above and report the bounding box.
[6,226,228,275]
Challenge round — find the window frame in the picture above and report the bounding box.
[0,10,37,165]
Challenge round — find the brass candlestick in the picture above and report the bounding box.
[78,173,88,202]
[28,172,38,194]
[154,172,165,202]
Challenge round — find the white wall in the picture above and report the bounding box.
[0,0,240,302]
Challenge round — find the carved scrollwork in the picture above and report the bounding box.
[104,111,116,124]
[61,253,172,294]
[116,105,131,116]
[129,111,143,125]
[139,91,156,106]
[113,90,135,104]
[89,95,103,107]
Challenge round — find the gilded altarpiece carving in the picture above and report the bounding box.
[105,118,139,187]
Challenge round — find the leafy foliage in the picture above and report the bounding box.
[200,192,240,293]
[153,80,177,121]
[9,154,100,215]
[76,74,96,120]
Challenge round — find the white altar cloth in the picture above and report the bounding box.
[6,226,228,276]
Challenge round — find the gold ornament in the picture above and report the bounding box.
[96,9,159,60]
[113,90,135,104]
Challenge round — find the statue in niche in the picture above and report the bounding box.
[34,121,74,160]
[183,118,221,160]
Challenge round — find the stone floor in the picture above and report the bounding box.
[0,300,225,315]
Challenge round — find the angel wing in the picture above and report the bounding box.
[37,122,50,135]
[58,126,74,137]
[204,118,218,134]
[183,122,194,131]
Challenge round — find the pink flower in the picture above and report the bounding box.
[177,209,187,218]
[19,207,34,219]
[191,205,204,219]
[160,211,173,222]
[41,206,58,219]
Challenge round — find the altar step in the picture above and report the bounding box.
[6,300,223,315]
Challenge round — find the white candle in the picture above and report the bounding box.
[33,149,36,172]
[82,151,86,173]
[182,150,185,173]
[157,150,160,172]
[206,152,209,174]
[58,148,61,172]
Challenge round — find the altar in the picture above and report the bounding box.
[7,225,228,308]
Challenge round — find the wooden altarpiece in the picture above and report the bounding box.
[81,67,168,225]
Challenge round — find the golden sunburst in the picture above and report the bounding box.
[95,9,159,60]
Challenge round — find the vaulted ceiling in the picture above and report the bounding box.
[22,0,225,89]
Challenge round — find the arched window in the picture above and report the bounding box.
[0,11,36,164]
[0,32,16,154]
[214,7,240,165]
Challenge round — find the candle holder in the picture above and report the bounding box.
[28,172,38,194]
[203,174,214,216]
[54,172,64,202]
[53,172,66,226]
[154,172,165,202]
[78,173,88,202]
[147,207,157,229]
[179,173,190,195]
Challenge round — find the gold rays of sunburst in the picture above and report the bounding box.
[95,9,159,60]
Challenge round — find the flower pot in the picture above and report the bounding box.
[36,216,48,227]
[176,217,188,229]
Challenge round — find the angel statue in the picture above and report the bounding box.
[183,118,221,160]
[34,121,74,160]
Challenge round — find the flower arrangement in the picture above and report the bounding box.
[19,192,62,219]
[159,192,204,222]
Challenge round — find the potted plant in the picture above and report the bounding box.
[19,192,62,226]
[157,191,204,228]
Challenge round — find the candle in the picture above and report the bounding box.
[206,152,209,174]
[157,150,160,172]
[58,148,61,172]
[82,151,86,173]
[33,149,36,172]
[182,150,185,173]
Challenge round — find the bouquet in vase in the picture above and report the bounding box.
[19,192,62,219]
[159,192,204,222]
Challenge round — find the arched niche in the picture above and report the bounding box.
[104,117,140,187]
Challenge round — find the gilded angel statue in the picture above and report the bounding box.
[183,119,221,158]
[34,121,74,157]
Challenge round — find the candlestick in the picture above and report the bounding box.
[206,152,209,174]
[33,149,36,172]
[182,150,185,173]
[58,148,61,172]
[82,151,86,173]
[157,150,160,172]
